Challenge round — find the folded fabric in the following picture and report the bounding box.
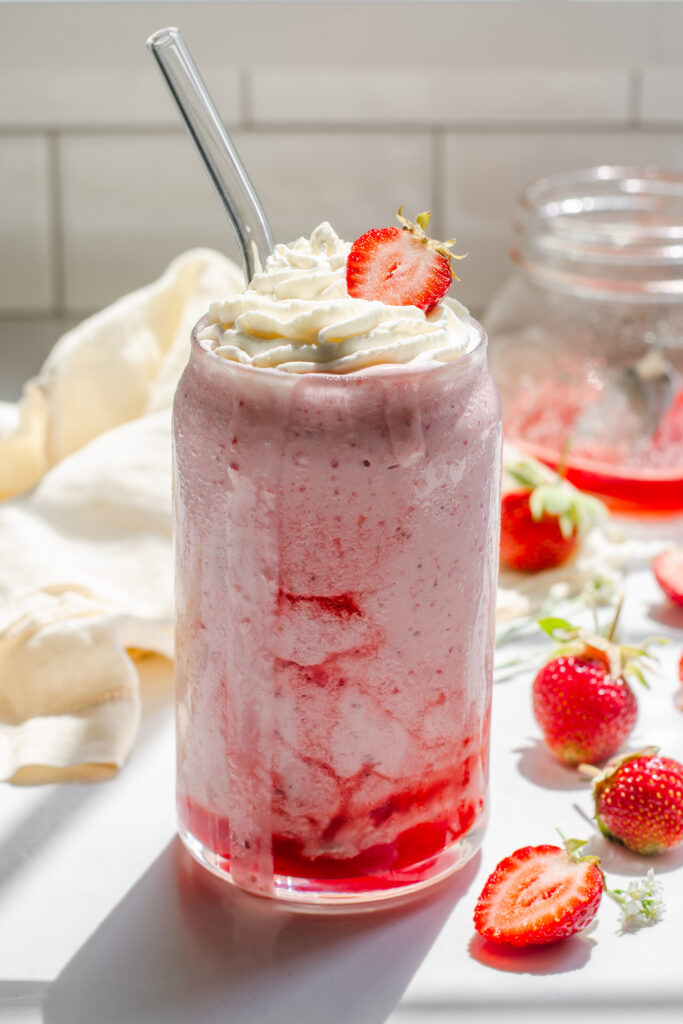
[0,250,243,782]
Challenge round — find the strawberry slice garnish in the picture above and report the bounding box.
[473,838,603,946]
[346,209,464,313]
[652,548,683,607]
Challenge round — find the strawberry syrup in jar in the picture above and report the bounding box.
[173,302,501,906]
[485,166,683,513]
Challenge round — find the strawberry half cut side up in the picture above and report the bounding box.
[652,548,683,607]
[473,838,603,947]
[346,209,465,314]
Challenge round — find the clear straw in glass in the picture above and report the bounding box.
[146,26,274,282]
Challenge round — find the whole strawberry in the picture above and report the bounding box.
[500,456,604,573]
[533,656,637,766]
[346,209,465,313]
[591,748,683,855]
[532,609,657,766]
[473,837,603,946]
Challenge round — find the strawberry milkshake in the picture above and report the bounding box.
[174,219,501,904]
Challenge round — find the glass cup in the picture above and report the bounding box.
[173,314,501,906]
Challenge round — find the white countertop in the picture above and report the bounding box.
[1,519,682,1024]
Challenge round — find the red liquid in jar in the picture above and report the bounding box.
[505,382,683,512]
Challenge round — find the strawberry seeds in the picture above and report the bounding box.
[346,209,465,314]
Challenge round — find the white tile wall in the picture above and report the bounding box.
[0,136,52,313]
[1,0,683,338]
[0,67,242,129]
[640,69,683,124]
[58,129,433,311]
[3,1,682,71]
[60,132,243,311]
[235,131,434,247]
[251,69,633,126]
[443,131,683,311]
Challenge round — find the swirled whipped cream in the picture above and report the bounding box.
[200,222,479,373]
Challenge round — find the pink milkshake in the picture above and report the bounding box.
[174,223,501,904]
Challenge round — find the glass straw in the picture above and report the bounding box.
[146,26,274,282]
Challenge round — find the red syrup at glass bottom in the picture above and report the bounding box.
[178,793,478,893]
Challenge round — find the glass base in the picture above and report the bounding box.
[178,812,487,910]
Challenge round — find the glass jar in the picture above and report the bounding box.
[485,165,683,513]
[173,315,501,906]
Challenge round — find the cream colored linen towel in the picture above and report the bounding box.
[0,250,243,782]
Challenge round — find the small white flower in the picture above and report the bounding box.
[581,576,617,608]
[609,869,665,932]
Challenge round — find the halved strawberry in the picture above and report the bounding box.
[473,838,603,947]
[346,209,464,313]
[652,548,683,607]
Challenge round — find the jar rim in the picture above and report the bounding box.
[513,164,683,299]
[517,164,683,246]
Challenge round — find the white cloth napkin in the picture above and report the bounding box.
[0,250,243,782]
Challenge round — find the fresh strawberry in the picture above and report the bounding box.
[532,606,660,766]
[473,837,603,946]
[346,209,464,313]
[501,489,579,572]
[533,655,637,766]
[500,456,604,573]
[652,548,683,607]
[589,748,683,855]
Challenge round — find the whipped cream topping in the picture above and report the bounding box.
[200,222,479,373]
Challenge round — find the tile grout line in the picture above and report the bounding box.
[46,130,66,317]
[4,121,683,138]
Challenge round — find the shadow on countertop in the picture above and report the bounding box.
[43,839,480,1024]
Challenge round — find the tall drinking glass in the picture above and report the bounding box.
[173,314,501,905]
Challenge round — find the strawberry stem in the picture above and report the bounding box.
[395,207,466,280]
[607,590,626,642]
[555,829,600,866]
[556,434,573,481]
